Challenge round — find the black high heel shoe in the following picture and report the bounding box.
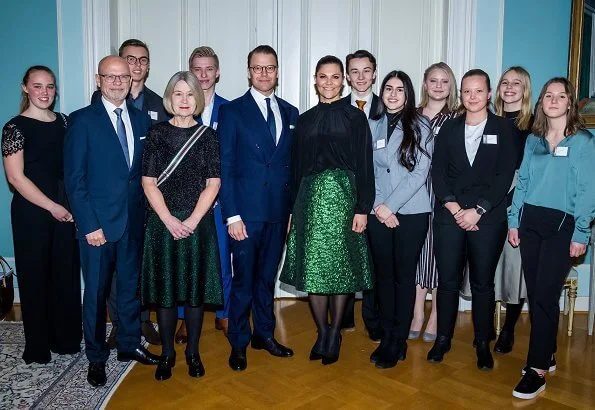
[321,331,342,366]
[309,336,326,361]
[186,354,205,378]
[155,353,176,381]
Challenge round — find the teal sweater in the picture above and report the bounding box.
[508,130,595,244]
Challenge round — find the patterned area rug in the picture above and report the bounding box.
[0,321,136,409]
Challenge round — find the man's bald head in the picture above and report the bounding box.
[96,56,132,106]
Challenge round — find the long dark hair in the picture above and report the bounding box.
[532,77,585,137]
[373,70,429,172]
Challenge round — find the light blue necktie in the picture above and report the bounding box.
[114,108,131,168]
[265,97,277,145]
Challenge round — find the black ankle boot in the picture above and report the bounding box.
[376,339,407,369]
[186,354,205,378]
[494,328,514,353]
[155,353,176,381]
[475,340,494,370]
[322,330,342,365]
[370,338,389,364]
[427,335,451,363]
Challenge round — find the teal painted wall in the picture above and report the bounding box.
[0,1,60,256]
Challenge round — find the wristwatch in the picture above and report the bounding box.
[475,205,487,216]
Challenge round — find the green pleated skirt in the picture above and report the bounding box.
[280,169,373,294]
[141,210,223,308]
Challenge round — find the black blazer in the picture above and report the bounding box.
[431,111,518,225]
[341,93,380,119]
[91,85,169,126]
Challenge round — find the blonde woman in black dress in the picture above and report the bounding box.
[2,65,81,364]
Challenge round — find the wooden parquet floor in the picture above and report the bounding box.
[104,300,595,409]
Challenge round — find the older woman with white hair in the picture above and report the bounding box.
[140,71,223,381]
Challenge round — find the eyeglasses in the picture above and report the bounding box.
[125,55,149,66]
[98,74,132,83]
[249,65,277,74]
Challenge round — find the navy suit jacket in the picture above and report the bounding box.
[64,98,152,241]
[91,85,169,126]
[206,93,228,129]
[218,90,299,223]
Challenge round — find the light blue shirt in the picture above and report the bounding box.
[508,131,595,243]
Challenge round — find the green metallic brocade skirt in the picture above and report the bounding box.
[280,169,373,294]
[141,210,223,308]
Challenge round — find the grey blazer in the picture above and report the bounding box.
[369,114,434,215]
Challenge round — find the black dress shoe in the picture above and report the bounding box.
[309,333,326,361]
[370,338,389,364]
[376,340,407,369]
[142,320,161,346]
[87,362,107,387]
[187,354,205,378]
[229,347,247,371]
[322,331,342,365]
[475,340,494,370]
[250,336,294,357]
[493,329,514,353]
[427,335,451,363]
[155,353,176,381]
[367,328,383,343]
[117,346,160,365]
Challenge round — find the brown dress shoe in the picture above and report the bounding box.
[175,321,188,344]
[215,318,229,337]
[142,320,161,345]
[106,326,117,350]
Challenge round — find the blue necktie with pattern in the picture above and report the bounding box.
[114,108,131,168]
[265,97,277,145]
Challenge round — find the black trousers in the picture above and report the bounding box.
[434,221,507,341]
[11,198,81,363]
[519,204,574,370]
[367,213,429,339]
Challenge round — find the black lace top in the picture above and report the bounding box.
[1,113,69,204]
[142,122,220,213]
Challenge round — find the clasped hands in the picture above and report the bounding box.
[374,204,398,228]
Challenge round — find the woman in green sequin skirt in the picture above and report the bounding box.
[279,56,375,365]
[141,71,222,381]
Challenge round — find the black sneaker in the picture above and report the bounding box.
[521,355,556,375]
[513,368,546,399]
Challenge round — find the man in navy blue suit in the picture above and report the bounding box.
[64,56,159,387]
[218,45,299,371]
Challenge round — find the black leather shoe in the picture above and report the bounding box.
[106,326,117,350]
[155,353,176,381]
[250,336,294,357]
[309,333,326,361]
[476,340,494,370]
[493,329,514,354]
[367,328,383,343]
[142,320,161,346]
[427,335,451,363]
[187,354,205,378]
[370,338,389,364]
[87,362,107,387]
[322,331,342,365]
[117,346,160,365]
[229,347,247,371]
[376,340,407,369]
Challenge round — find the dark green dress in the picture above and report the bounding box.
[141,122,223,307]
[280,100,375,294]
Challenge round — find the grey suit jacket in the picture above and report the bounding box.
[369,114,433,215]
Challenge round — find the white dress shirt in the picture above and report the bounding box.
[350,91,373,118]
[101,96,135,163]
[202,94,215,128]
[250,87,282,144]
[464,118,487,166]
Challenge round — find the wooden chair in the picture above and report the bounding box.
[563,268,579,336]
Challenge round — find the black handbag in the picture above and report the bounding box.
[0,256,15,320]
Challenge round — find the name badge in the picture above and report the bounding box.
[376,138,386,149]
[435,126,441,135]
[482,134,498,144]
[554,146,569,157]
[212,121,218,130]
[149,110,158,120]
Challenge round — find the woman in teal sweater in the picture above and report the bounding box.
[508,77,595,400]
